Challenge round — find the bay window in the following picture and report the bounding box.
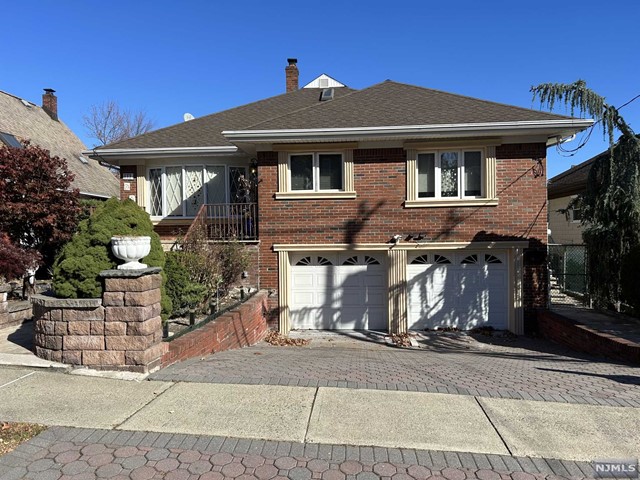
[148,165,247,217]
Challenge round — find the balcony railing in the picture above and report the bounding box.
[184,203,258,242]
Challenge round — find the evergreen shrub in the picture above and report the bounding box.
[52,198,172,317]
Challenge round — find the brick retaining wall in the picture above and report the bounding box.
[0,285,32,329]
[538,309,640,364]
[161,290,269,368]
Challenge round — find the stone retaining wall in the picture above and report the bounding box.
[538,309,640,364]
[32,268,163,373]
[161,290,269,368]
[0,285,32,329]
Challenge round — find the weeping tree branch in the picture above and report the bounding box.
[532,80,640,310]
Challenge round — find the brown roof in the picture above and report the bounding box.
[0,90,119,199]
[244,81,574,130]
[547,151,605,199]
[100,87,356,150]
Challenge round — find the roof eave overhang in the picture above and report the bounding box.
[222,119,594,144]
[548,183,587,200]
[85,146,240,164]
[78,191,115,200]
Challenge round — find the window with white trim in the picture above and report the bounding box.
[148,165,246,217]
[289,153,343,192]
[417,149,484,199]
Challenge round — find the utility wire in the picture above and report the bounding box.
[555,92,640,157]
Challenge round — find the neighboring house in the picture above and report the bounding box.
[91,59,592,335]
[0,89,119,199]
[547,154,600,245]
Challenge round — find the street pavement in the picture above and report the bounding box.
[1,331,639,478]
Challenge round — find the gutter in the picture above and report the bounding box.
[222,119,594,142]
[78,191,113,199]
[84,146,239,157]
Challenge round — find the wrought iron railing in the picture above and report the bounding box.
[184,203,257,242]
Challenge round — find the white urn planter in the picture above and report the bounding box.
[111,236,151,270]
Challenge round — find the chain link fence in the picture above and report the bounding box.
[548,244,589,306]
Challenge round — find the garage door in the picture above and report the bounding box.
[407,251,508,330]
[290,253,387,330]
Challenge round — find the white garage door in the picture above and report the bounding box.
[290,253,387,330]
[407,251,508,330]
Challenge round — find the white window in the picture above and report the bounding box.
[289,153,343,192]
[417,150,484,199]
[148,165,247,218]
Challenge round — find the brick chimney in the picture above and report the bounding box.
[285,58,299,93]
[42,88,58,120]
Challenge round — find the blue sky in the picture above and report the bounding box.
[3,0,638,177]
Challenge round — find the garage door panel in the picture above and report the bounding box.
[336,271,365,287]
[291,272,315,287]
[408,252,508,331]
[291,308,336,330]
[291,291,315,305]
[291,252,387,330]
[339,288,365,306]
[363,271,386,287]
[367,287,387,306]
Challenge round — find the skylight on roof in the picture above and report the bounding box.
[78,155,89,164]
[20,99,33,107]
[0,132,22,148]
[320,88,334,102]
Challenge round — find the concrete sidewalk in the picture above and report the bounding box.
[0,366,638,463]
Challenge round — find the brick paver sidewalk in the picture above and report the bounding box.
[0,426,599,479]
[150,333,640,408]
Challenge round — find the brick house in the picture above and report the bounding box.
[90,59,592,334]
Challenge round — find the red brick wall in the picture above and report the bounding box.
[258,144,548,317]
[538,310,640,364]
[161,290,269,368]
[120,166,137,201]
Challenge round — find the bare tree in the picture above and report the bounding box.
[83,100,155,146]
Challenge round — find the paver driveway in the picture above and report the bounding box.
[150,331,640,407]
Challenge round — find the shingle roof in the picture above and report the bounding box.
[548,152,602,199]
[100,87,356,150]
[244,80,574,130]
[0,90,119,199]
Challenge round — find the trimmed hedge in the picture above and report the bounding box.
[52,198,172,318]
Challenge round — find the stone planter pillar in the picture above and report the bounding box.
[100,267,164,373]
[31,267,164,373]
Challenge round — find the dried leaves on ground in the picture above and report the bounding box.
[389,333,413,347]
[0,422,46,456]
[264,330,310,347]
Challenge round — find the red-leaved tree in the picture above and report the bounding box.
[0,142,81,277]
[0,234,41,282]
